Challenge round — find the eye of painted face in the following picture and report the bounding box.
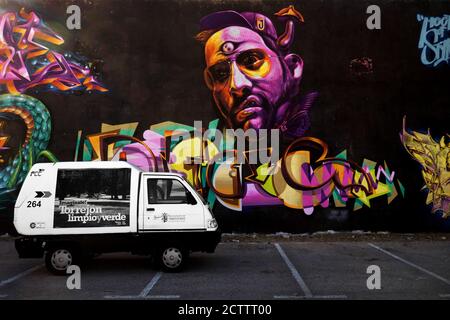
[209,61,230,83]
[207,49,271,85]
[237,50,266,71]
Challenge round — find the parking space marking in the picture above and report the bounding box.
[0,264,43,288]
[139,271,162,297]
[368,243,450,286]
[274,295,347,300]
[104,271,165,299]
[439,294,450,298]
[0,294,8,298]
[274,243,313,298]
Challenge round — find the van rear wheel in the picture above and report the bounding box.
[159,246,187,272]
[45,247,77,275]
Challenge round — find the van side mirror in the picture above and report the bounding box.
[186,192,197,205]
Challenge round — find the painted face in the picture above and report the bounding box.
[204,27,291,131]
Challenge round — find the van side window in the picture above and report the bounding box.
[53,168,132,228]
[147,179,190,204]
[56,169,131,201]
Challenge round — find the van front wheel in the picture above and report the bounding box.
[45,247,77,275]
[159,246,187,272]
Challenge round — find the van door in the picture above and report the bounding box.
[142,177,205,230]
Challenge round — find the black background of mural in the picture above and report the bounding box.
[1,0,449,232]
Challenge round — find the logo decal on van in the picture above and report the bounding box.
[30,222,45,229]
[155,213,185,223]
[154,212,168,223]
[30,169,45,177]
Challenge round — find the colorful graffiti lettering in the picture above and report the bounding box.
[79,120,405,214]
[0,8,107,94]
[417,13,450,67]
[400,116,449,217]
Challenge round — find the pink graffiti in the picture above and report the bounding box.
[0,8,106,93]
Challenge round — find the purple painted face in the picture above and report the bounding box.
[204,27,303,131]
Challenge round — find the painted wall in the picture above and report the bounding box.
[0,0,448,234]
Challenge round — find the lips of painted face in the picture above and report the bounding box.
[204,27,286,131]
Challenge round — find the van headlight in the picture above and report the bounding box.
[207,218,218,229]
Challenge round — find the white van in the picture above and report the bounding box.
[14,161,221,274]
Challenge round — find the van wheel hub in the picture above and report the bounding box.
[162,248,182,268]
[51,249,72,270]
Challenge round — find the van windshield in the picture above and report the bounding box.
[193,189,208,205]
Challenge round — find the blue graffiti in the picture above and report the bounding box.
[417,14,450,67]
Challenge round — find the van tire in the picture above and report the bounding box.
[158,246,187,272]
[45,246,78,275]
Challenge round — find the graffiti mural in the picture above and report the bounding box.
[401,117,449,218]
[2,4,405,223]
[78,117,405,214]
[0,8,106,93]
[349,57,374,78]
[197,5,317,140]
[0,94,53,190]
[0,0,447,232]
[417,13,450,67]
[0,8,106,225]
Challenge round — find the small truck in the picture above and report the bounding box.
[13,161,221,274]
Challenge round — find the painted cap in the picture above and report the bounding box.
[199,10,278,42]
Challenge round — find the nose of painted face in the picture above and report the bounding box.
[229,62,252,95]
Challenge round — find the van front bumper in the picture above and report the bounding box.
[203,228,222,253]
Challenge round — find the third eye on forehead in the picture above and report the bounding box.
[221,41,236,54]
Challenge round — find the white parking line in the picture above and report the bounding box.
[139,272,162,297]
[439,294,450,298]
[0,264,43,288]
[0,294,8,298]
[274,243,313,298]
[368,243,450,286]
[104,271,165,299]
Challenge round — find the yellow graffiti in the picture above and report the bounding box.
[401,116,450,217]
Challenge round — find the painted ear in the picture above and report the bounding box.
[284,54,303,80]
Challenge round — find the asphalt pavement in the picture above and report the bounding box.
[0,236,449,300]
